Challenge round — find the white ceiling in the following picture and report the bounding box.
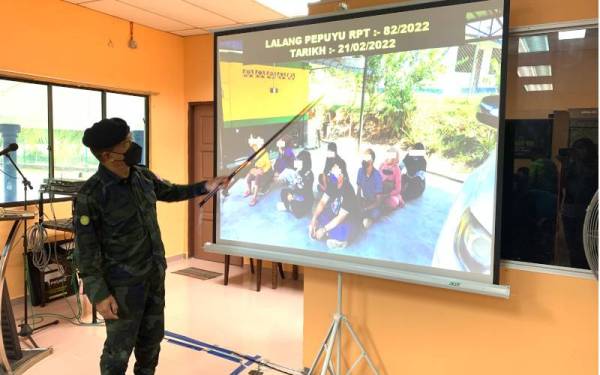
[63,0,297,36]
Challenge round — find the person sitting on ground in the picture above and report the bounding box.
[356,148,384,229]
[274,135,296,184]
[401,142,427,201]
[317,142,348,194]
[309,162,358,250]
[379,147,404,210]
[278,150,314,218]
[245,135,273,206]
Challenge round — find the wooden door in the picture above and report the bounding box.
[188,102,242,265]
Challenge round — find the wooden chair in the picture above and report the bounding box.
[224,255,299,291]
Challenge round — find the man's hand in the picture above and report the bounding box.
[315,227,327,240]
[308,220,317,239]
[206,176,230,192]
[96,295,119,320]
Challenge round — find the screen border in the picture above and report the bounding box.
[211,0,511,290]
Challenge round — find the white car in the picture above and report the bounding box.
[432,96,499,274]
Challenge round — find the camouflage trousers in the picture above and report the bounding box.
[100,271,165,375]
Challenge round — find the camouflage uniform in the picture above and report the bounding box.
[75,164,207,375]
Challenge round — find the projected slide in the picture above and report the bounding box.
[215,0,505,283]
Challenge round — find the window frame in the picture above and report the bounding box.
[0,75,150,207]
[502,19,598,277]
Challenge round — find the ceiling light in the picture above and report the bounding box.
[256,0,320,17]
[524,83,553,92]
[517,65,552,77]
[518,35,549,53]
[558,29,587,40]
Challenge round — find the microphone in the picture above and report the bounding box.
[0,143,18,157]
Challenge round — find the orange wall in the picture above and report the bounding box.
[0,0,188,298]
[302,1,599,375]
[304,267,597,375]
[184,34,214,103]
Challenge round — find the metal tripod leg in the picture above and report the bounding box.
[327,361,336,375]
[319,317,340,375]
[308,273,380,375]
[342,317,379,375]
[308,319,336,373]
[27,336,38,349]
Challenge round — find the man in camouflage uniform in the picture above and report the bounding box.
[75,118,228,375]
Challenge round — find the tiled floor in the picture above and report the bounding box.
[10,258,304,374]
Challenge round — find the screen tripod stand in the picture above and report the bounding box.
[307,272,379,375]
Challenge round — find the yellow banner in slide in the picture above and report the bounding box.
[220,62,309,128]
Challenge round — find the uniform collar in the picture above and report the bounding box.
[98,164,135,186]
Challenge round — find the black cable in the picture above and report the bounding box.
[22,194,102,327]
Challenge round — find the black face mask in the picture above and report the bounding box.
[114,142,142,167]
[362,160,370,169]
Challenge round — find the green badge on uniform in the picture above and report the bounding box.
[80,215,90,226]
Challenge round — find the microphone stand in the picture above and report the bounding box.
[4,154,58,347]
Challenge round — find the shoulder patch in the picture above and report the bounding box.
[79,215,90,226]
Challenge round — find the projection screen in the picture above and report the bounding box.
[207,0,511,298]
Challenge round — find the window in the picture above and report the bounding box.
[0,79,49,203]
[0,78,149,204]
[106,92,147,165]
[502,25,598,270]
[53,86,102,180]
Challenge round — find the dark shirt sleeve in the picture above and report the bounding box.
[74,192,111,304]
[142,168,208,202]
[341,184,358,214]
[375,171,383,194]
[297,171,314,200]
[285,148,295,169]
[305,172,314,194]
[325,179,337,199]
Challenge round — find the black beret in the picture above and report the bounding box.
[82,118,130,149]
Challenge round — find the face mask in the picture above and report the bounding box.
[331,167,342,180]
[277,140,285,148]
[326,151,335,158]
[294,160,303,170]
[382,169,393,176]
[113,142,142,167]
[361,161,369,169]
